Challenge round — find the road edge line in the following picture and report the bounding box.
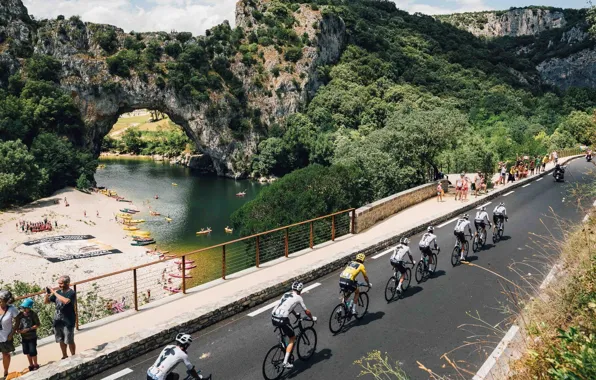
[473,325,520,380]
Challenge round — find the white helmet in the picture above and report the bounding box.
[462,214,469,220]
[292,281,304,293]
[175,333,192,347]
[499,202,505,206]
[427,226,434,233]
[481,206,487,211]
[400,237,410,246]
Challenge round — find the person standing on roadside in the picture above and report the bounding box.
[542,154,549,171]
[455,174,464,201]
[45,276,77,360]
[0,290,18,379]
[436,181,444,202]
[15,298,40,372]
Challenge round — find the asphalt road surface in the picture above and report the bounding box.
[92,159,595,380]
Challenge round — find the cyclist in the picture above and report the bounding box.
[339,253,371,315]
[271,282,316,369]
[147,333,203,380]
[474,206,492,239]
[453,214,472,260]
[389,238,415,293]
[492,202,508,234]
[419,226,439,270]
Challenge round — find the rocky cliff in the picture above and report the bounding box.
[0,0,345,178]
[438,8,567,38]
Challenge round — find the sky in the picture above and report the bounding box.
[22,0,591,36]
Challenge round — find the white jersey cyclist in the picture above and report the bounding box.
[419,231,437,250]
[493,202,508,225]
[272,291,307,319]
[391,243,411,263]
[147,333,202,380]
[454,218,471,234]
[475,208,490,225]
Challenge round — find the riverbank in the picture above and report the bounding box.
[0,187,164,286]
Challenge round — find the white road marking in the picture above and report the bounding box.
[536,178,543,181]
[101,368,133,380]
[472,325,520,380]
[540,264,561,290]
[372,248,394,259]
[438,217,458,228]
[522,184,531,188]
[247,283,321,317]
[476,202,491,210]
[503,191,515,197]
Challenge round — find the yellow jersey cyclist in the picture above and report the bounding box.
[339,253,371,315]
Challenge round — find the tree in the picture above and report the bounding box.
[0,140,45,207]
[25,55,61,82]
[121,128,145,154]
[76,173,91,190]
[94,28,119,54]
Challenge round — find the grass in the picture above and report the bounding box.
[108,111,180,138]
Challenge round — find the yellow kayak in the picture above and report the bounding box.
[128,231,151,237]
[165,217,172,222]
[123,226,139,231]
[172,183,178,186]
[129,219,145,224]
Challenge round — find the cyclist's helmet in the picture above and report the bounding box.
[0,290,13,303]
[427,226,434,233]
[400,237,410,246]
[499,202,505,206]
[291,281,304,293]
[481,206,487,211]
[175,333,192,349]
[462,214,469,220]
[356,253,366,263]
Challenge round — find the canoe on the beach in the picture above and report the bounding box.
[123,226,139,231]
[174,259,195,264]
[169,273,191,279]
[128,219,145,223]
[129,231,151,237]
[177,265,197,270]
[163,286,181,293]
[131,239,155,246]
[118,199,132,203]
[120,208,139,214]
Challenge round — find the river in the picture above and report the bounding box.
[96,157,265,257]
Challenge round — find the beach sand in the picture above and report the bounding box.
[0,187,172,290]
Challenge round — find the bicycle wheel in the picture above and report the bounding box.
[492,229,498,243]
[355,292,369,320]
[296,327,317,361]
[498,225,504,239]
[472,235,480,252]
[451,246,460,267]
[402,268,411,292]
[328,304,347,334]
[415,261,424,283]
[262,345,285,380]
[384,276,397,302]
[481,230,487,247]
[464,241,469,257]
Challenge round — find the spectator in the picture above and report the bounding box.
[479,174,487,194]
[499,163,507,185]
[15,298,40,372]
[542,154,549,171]
[44,276,77,359]
[535,156,542,173]
[529,158,535,175]
[0,290,18,378]
[436,181,444,202]
[455,174,464,201]
[474,172,481,197]
[508,165,516,183]
[462,176,470,202]
[552,150,559,164]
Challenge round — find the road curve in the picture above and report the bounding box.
[91,159,595,380]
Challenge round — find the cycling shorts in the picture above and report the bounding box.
[390,260,407,275]
[147,374,179,380]
[493,214,504,224]
[272,316,295,338]
[419,245,432,257]
[339,278,357,294]
[474,220,486,230]
[454,231,466,244]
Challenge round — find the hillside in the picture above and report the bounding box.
[1,0,596,209]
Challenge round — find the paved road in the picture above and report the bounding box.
[92,159,595,380]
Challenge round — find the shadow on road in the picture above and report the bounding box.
[465,255,479,262]
[430,270,446,279]
[350,311,385,329]
[401,286,423,300]
[288,348,333,378]
[499,236,511,241]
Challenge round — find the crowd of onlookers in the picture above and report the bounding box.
[16,219,57,234]
[438,151,561,202]
[0,276,76,377]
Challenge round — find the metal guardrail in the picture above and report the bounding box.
[15,209,356,329]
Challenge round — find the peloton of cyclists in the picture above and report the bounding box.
[339,253,371,315]
[271,281,316,369]
[492,202,508,234]
[453,214,472,260]
[389,238,415,293]
[418,226,439,270]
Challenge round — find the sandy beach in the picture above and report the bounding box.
[0,187,172,290]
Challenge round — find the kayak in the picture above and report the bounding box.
[165,217,172,222]
[131,240,155,246]
[169,273,191,279]
[123,226,139,231]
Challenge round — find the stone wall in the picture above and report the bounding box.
[354,180,449,233]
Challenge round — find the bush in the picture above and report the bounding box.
[284,46,303,62]
[164,42,182,58]
[25,54,61,82]
[94,28,119,54]
[76,173,91,190]
[106,50,139,77]
[175,32,193,44]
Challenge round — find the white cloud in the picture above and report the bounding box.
[22,0,237,35]
[21,0,492,35]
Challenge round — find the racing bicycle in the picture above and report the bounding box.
[328,282,370,334]
[262,313,317,380]
[415,247,439,283]
[492,217,507,243]
[451,234,471,267]
[384,262,414,302]
[473,224,490,252]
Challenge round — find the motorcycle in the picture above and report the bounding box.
[553,165,565,182]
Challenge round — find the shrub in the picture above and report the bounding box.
[94,28,119,54]
[164,42,182,58]
[76,173,91,190]
[284,46,303,62]
[175,32,193,44]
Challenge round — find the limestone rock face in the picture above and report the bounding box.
[537,48,596,90]
[0,0,345,178]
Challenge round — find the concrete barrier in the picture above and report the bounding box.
[355,180,449,233]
